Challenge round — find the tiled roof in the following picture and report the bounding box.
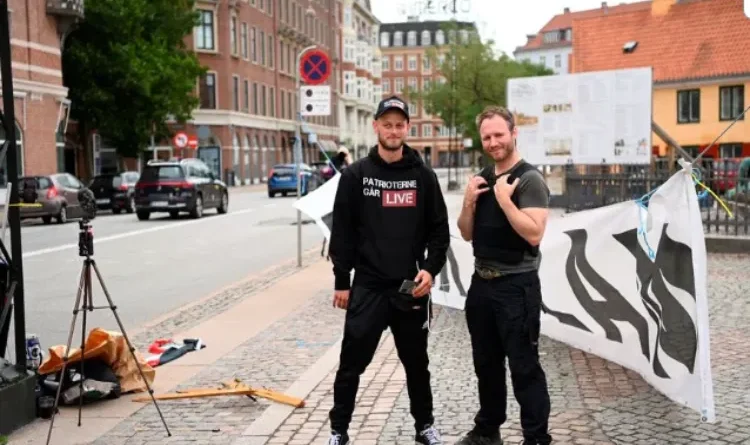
[572,0,750,83]
[515,1,651,53]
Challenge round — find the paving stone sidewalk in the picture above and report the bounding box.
[93,253,746,445]
[257,253,749,445]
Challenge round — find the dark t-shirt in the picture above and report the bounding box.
[474,161,550,274]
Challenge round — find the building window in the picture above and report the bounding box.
[241,23,248,59]
[719,85,744,121]
[543,31,559,43]
[435,30,445,45]
[243,80,249,112]
[260,31,266,65]
[251,28,257,62]
[421,30,431,46]
[395,78,403,93]
[394,57,403,71]
[230,15,238,55]
[407,31,417,46]
[408,77,417,91]
[280,90,286,119]
[422,124,433,137]
[719,143,742,158]
[382,79,390,93]
[394,31,403,46]
[422,56,431,73]
[677,89,700,123]
[380,31,389,46]
[408,55,417,71]
[232,75,239,111]
[195,9,215,50]
[199,72,216,109]
[269,87,276,117]
[252,82,259,114]
[382,57,390,71]
[555,54,561,68]
[261,85,267,115]
[268,36,275,68]
[409,125,418,137]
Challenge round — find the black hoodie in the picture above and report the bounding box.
[329,144,450,291]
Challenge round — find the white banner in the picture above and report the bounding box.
[507,67,653,165]
[292,163,715,421]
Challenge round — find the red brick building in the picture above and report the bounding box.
[378,19,477,168]
[153,0,341,186]
[0,0,80,188]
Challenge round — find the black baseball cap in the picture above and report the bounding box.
[375,95,410,121]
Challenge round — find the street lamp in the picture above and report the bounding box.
[295,6,317,267]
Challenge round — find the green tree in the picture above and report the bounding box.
[62,0,206,168]
[403,22,552,159]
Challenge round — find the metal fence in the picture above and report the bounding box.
[560,158,750,237]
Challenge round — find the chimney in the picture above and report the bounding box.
[652,0,677,16]
[601,2,608,13]
[564,7,570,13]
[526,34,536,44]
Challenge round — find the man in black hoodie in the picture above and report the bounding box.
[326,96,450,445]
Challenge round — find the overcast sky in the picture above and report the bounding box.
[370,0,644,57]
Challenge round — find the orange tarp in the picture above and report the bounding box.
[38,327,155,394]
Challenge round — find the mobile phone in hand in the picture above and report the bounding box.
[399,279,417,295]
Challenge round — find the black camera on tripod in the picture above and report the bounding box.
[76,187,98,257]
[78,220,94,257]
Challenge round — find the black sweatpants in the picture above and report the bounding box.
[465,271,552,444]
[329,285,434,434]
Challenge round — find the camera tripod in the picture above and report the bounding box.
[45,220,171,445]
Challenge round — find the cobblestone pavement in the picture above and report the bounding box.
[260,254,749,445]
[94,253,747,445]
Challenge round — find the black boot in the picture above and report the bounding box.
[454,428,503,445]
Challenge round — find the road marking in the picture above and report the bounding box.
[23,208,258,259]
[263,203,277,208]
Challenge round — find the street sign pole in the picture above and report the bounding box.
[295,45,317,268]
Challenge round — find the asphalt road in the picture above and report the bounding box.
[9,188,330,351]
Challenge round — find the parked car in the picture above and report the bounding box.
[18,173,92,224]
[310,161,336,182]
[134,158,228,220]
[267,163,322,198]
[89,171,140,214]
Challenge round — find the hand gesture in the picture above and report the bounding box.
[463,175,489,207]
[333,290,350,309]
[493,174,519,204]
[412,270,433,298]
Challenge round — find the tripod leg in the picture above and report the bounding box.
[89,259,171,436]
[45,263,87,445]
[77,260,92,426]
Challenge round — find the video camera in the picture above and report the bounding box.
[77,188,98,257]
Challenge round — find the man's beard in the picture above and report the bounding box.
[488,142,513,161]
[378,134,403,152]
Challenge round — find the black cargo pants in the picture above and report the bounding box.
[329,285,434,434]
[465,270,552,445]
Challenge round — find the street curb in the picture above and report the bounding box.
[125,245,323,341]
[705,235,750,254]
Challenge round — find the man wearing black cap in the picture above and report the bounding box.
[326,95,450,445]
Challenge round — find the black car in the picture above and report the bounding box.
[134,158,229,220]
[89,171,140,214]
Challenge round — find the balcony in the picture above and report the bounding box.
[46,0,84,20]
[278,25,313,47]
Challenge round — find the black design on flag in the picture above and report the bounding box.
[549,224,698,379]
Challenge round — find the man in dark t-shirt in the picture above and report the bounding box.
[455,105,552,445]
